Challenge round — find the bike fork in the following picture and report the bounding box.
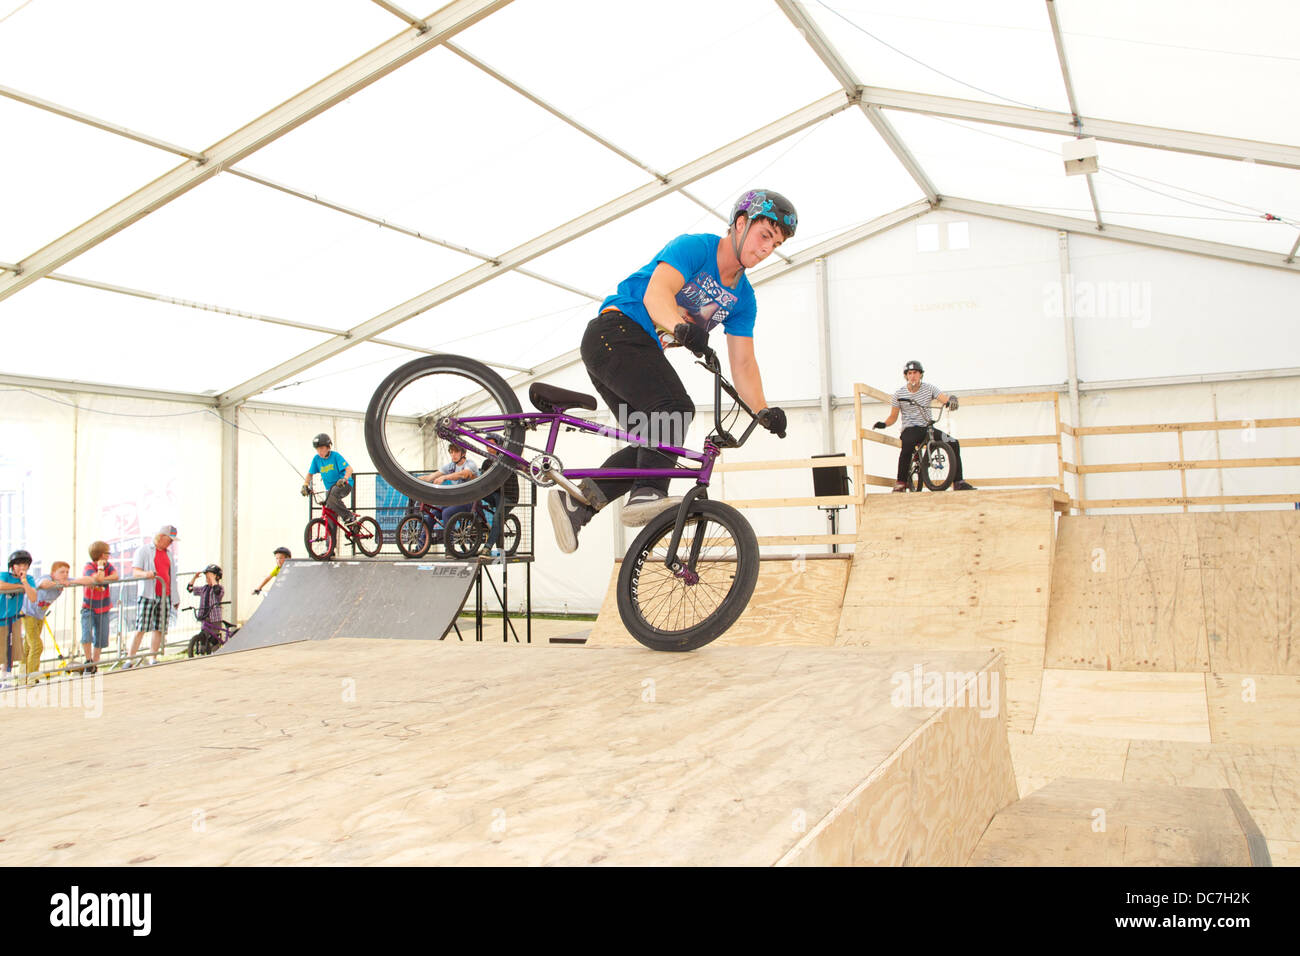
[663,485,709,582]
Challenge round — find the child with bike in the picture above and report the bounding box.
[874,360,975,492]
[302,433,358,531]
[186,564,228,653]
[548,188,795,553]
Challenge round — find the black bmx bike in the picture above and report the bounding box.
[896,396,958,492]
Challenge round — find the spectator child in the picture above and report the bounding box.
[22,560,97,684]
[253,547,291,595]
[1,550,39,688]
[81,541,119,674]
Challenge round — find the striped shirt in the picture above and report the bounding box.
[82,561,116,614]
[892,383,943,429]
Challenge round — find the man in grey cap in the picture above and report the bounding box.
[128,525,180,666]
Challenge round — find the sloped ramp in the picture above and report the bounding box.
[836,488,1062,733]
[969,778,1271,866]
[221,559,477,652]
[1045,511,1300,674]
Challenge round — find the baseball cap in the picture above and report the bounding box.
[158,524,179,538]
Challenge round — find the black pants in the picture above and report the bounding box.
[483,490,511,550]
[581,312,694,502]
[897,425,964,483]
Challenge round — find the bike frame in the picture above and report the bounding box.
[440,350,761,495]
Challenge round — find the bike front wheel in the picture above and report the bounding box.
[395,514,432,558]
[616,498,759,652]
[352,516,383,556]
[444,511,483,559]
[365,354,525,507]
[500,513,521,556]
[305,518,335,560]
[922,440,956,491]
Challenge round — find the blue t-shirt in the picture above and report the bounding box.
[600,233,757,349]
[0,572,36,624]
[308,450,351,491]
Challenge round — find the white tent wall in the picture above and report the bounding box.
[1067,235,1300,382]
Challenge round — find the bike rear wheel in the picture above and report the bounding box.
[395,514,433,558]
[616,498,759,652]
[305,518,335,560]
[365,354,525,507]
[922,440,956,491]
[500,513,521,556]
[445,511,483,559]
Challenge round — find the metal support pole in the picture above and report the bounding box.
[815,256,835,453]
[1057,231,1085,512]
[221,404,239,614]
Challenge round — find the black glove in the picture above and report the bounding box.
[873,421,888,430]
[673,322,709,356]
[253,589,262,596]
[757,406,787,438]
[946,396,959,410]
[300,484,311,497]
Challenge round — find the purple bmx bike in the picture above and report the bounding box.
[364,335,775,651]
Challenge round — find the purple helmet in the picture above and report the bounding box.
[730,189,798,238]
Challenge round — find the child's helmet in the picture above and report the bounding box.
[204,564,223,580]
[7,549,32,569]
[904,360,924,374]
[312,433,332,448]
[273,547,291,557]
[730,189,798,238]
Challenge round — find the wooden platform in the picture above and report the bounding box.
[587,554,851,648]
[835,489,1058,733]
[1045,511,1300,674]
[969,778,1270,866]
[0,641,1015,866]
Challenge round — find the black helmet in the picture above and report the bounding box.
[904,360,924,375]
[273,547,291,557]
[7,549,32,569]
[731,189,798,238]
[203,564,223,580]
[312,433,332,448]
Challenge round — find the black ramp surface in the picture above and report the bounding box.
[221,559,478,653]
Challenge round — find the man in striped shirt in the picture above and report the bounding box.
[874,360,974,492]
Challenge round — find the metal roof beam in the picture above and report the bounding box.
[859,86,1300,169]
[216,91,856,406]
[0,83,202,160]
[1045,0,1103,231]
[942,197,1300,272]
[0,0,514,303]
[776,0,938,202]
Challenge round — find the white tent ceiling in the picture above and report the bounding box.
[2,0,1297,409]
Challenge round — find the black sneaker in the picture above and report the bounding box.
[892,482,907,493]
[549,490,595,554]
[621,487,682,527]
[953,481,976,491]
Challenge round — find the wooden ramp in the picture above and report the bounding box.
[1045,511,1300,674]
[835,489,1060,733]
[970,778,1271,866]
[587,554,851,648]
[0,641,1015,866]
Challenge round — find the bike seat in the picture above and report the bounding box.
[529,383,598,415]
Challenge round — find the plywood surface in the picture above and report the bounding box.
[588,556,851,648]
[1008,733,1130,799]
[837,489,1057,734]
[1206,673,1300,744]
[1034,669,1211,742]
[0,641,1008,866]
[969,777,1259,866]
[1046,511,1300,674]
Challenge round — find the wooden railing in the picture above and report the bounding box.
[714,455,858,548]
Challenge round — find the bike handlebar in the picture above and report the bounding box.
[674,327,771,447]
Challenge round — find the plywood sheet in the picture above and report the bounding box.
[1046,511,1300,675]
[588,556,850,648]
[1197,511,1300,674]
[1008,733,1130,798]
[0,641,1009,866]
[1034,669,1211,742]
[1123,740,1300,843]
[969,778,1257,867]
[1046,514,1209,671]
[1206,673,1300,744]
